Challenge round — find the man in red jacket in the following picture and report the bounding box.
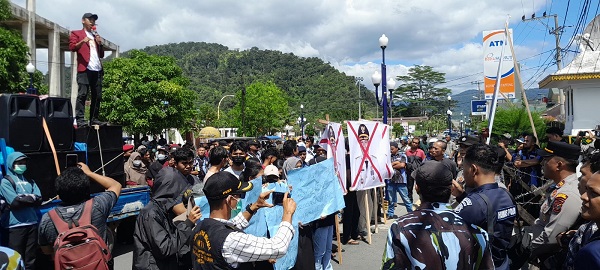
[69,13,106,127]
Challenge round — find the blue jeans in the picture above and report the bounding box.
[313,225,334,270]
[387,182,412,216]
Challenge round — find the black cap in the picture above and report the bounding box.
[203,172,253,200]
[539,141,581,160]
[458,135,479,146]
[248,139,260,146]
[82,13,98,20]
[411,161,453,187]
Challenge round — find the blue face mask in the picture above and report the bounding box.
[13,165,27,174]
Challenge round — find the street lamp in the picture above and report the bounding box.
[371,34,390,124]
[460,119,464,136]
[217,95,235,120]
[298,104,306,139]
[447,96,452,136]
[26,62,36,94]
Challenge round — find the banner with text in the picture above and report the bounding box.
[483,29,515,100]
[471,100,488,116]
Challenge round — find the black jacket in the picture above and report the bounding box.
[133,167,194,270]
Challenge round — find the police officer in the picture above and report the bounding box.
[522,141,582,267]
[452,144,517,269]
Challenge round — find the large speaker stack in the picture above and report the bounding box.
[0,94,124,199]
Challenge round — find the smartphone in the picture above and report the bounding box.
[579,131,587,137]
[66,154,78,168]
[272,192,289,206]
[189,196,196,208]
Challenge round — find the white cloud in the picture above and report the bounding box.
[12,0,554,93]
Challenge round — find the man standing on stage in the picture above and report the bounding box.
[69,12,106,127]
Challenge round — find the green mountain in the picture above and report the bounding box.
[133,42,377,125]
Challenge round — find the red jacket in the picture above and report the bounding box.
[69,29,105,72]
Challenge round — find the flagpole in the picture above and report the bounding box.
[486,18,510,145]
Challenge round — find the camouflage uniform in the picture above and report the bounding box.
[565,221,599,270]
[382,202,494,270]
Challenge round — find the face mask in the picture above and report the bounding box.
[232,156,245,165]
[157,154,167,161]
[13,165,27,174]
[132,160,142,167]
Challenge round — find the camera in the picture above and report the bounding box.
[272,192,290,206]
[578,131,587,137]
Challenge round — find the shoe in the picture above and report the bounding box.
[90,120,108,126]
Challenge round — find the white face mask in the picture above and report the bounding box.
[157,154,167,161]
[132,160,143,167]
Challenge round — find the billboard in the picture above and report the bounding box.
[483,29,515,100]
[471,100,487,116]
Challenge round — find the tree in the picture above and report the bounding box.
[392,123,405,138]
[0,0,28,93]
[394,65,455,117]
[100,50,198,135]
[482,106,546,142]
[230,81,289,136]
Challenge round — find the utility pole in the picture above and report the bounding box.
[522,13,565,118]
[356,76,364,120]
[471,81,484,121]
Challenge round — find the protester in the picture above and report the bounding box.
[38,164,121,267]
[192,172,297,269]
[205,146,229,182]
[386,141,412,218]
[428,141,458,179]
[240,158,263,183]
[125,152,148,187]
[247,139,262,163]
[138,148,153,167]
[224,142,246,178]
[261,147,280,168]
[444,134,456,160]
[570,173,600,269]
[546,126,564,143]
[452,144,517,269]
[497,133,514,162]
[146,145,170,185]
[123,144,134,160]
[282,140,301,180]
[341,139,361,246]
[382,161,494,269]
[305,137,316,162]
[298,146,309,168]
[70,12,106,127]
[513,134,543,187]
[309,145,327,165]
[405,137,426,200]
[133,177,201,269]
[0,152,42,269]
[152,148,196,208]
[520,141,582,268]
[263,165,281,184]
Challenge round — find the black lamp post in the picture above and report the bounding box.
[446,96,452,136]
[372,34,390,124]
[297,104,306,139]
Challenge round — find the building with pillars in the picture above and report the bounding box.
[0,0,119,113]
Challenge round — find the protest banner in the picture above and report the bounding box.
[319,122,347,194]
[347,121,392,191]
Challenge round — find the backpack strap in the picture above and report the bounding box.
[48,209,71,232]
[76,199,94,227]
[477,193,495,235]
[3,175,17,192]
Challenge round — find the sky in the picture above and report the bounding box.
[12,0,595,93]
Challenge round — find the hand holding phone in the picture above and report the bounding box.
[66,154,78,168]
[272,191,291,206]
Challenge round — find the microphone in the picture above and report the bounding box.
[91,26,98,36]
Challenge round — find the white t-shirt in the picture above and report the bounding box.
[85,31,102,71]
[224,166,243,179]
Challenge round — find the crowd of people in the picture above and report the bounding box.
[2,125,600,269]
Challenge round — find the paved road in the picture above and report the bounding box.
[113,194,415,270]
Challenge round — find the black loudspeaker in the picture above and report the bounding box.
[42,97,74,151]
[0,94,43,152]
[86,149,125,193]
[75,125,123,151]
[23,151,87,200]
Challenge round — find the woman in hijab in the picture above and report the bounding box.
[125,152,148,187]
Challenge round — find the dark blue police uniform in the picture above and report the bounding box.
[455,183,516,269]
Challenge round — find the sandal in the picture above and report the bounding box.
[346,239,360,245]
